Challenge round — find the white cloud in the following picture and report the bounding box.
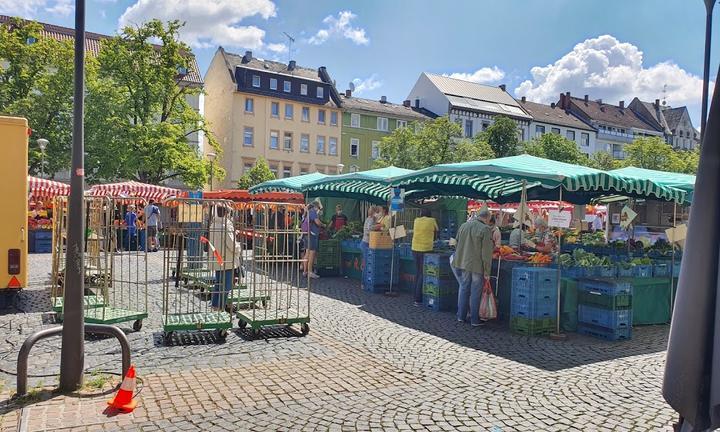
[514,34,707,123]
[351,74,382,95]
[444,66,505,84]
[0,0,72,17]
[309,11,368,46]
[266,42,287,54]
[118,0,284,53]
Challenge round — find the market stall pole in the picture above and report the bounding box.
[550,188,566,341]
[237,201,310,337]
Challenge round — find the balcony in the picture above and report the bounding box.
[597,129,634,143]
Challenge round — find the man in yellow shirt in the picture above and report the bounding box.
[411,208,438,306]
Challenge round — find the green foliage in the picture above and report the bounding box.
[586,151,618,170]
[481,116,520,157]
[237,157,275,189]
[523,132,586,164]
[375,116,494,169]
[622,137,679,171]
[673,148,700,174]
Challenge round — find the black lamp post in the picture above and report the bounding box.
[207,152,216,191]
[701,0,716,142]
[37,138,48,178]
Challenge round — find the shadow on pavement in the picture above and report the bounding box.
[310,276,669,372]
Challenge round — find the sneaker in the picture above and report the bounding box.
[413,302,422,307]
[309,272,320,279]
[471,322,485,327]
[457,318,464,322]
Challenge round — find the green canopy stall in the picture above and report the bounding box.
[302,166,415,204]
[249,172,330,193]
[609,166,695,204]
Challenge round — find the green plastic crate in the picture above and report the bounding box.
[510,316,556,336]
[578,290,632,310]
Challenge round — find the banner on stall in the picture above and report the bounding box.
[547,210,572,228]
[390,187,405,212]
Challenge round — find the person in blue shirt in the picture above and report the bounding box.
[124,204,138,251]
[302,200,325,279]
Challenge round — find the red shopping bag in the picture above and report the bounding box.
[479,279,497,320]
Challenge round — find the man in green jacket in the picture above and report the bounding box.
[453,209,494,326]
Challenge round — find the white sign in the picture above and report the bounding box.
[547,210,572,228]
[620,205,637,229]
[665,224,687,244]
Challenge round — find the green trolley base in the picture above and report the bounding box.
[162,312,233,332]
[236,309,310,331]
[52,296,107,312]
[83,307,148,326]
[228,287,270,307]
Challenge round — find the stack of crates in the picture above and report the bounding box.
[510,267,558,336]
[316,239,341,276]
[577,279,633,341]
[363,249,398,293]
[32,230,52,254]
[422,253,456,311]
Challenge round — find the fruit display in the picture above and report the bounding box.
[528,253,552,264]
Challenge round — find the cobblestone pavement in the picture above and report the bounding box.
[0,253,676,431]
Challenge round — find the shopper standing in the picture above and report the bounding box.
[411,208,438,306]
[209,205,242,311]
[360,205,377,289]
[144,199,161,252]
[124,204,138,251]
[301,201,324,279]
[453,209,494,326]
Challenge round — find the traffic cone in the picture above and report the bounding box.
[107,365,138,412]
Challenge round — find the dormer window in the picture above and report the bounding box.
[252,75,261,88]
[316,87,324,98]
[284,81,291,93]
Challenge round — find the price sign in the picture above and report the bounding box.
[547,210,572,228]
[620,205,637,229]
[390,187,405,212]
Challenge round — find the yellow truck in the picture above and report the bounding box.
[0,116,28,290]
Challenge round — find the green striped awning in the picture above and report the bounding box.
[303,166,415,203]
[610,166,693,204]
[250,172,329,193]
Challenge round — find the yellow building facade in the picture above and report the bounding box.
[205,48,342,188]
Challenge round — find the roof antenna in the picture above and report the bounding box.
[283,32,295,63]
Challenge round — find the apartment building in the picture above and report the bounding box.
[518,97,597,155]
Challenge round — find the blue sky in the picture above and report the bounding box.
[2,0,718,126]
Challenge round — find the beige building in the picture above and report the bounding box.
[204,48,343,188]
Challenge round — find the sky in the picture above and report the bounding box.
[1,0,718,127]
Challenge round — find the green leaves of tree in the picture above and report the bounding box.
[236,157,275,189]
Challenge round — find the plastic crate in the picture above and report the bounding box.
[33,230,52,240]
[577,290,632,310]
[317,266,341,277]
[672,262,682,277]
[510,297,556,319]
[342,251,363,280]
[512,267,558,297]
[423,293,457,312]
[33,238,52,253]
[562,266,585,279]
[423,278,457,297]
[423,253,451,267]
[577,323,632,341]
[632,265,653,278]
[653,263,670,278]
[578,305,632,329]
[617,266,634,277]
[510,316,556,336]
[340,239,362,252]
[596,266,617,278]
[578,279,632,296]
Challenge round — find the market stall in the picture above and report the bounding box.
[28,176,70,253]
[249,172,330,194]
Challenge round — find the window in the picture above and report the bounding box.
[371,141,380,159]
[270,164,278,177]
[270,131,279,149]
[330,111,338,126]
[329,137,338,155]
[301,84,308,96]
[316,136,325,154]
[350,165,359,173]
[302,106,310,122]
[270,78,277,90]
[316,86,324,98]
[377,117,389,131]
[283,167,292,178]
[243,127,254,147]
[271,102,279,117]
[243,162,253,174]
[581,132,590,147]
[396,119,407,129]
[679,130,684,138]
[350,138,359,158]
[245,98,254,113]
[300,167,308,175]
[283,132,293,151]
[252,75,260,88]
[465,119,473,138]
[551,127,561,135]
[300,134,310,153]
[283,81,291,93]
[566,130,576,141]
[318,109,326,124]
[535,125,545,138]
[351,113,361,128]
[285,103,294,119]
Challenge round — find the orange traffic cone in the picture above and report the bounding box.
[107,365,138,412]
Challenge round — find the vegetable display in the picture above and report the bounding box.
[559,248,612,268]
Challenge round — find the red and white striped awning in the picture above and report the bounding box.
[28,176,70,198]
[88,181,181,201]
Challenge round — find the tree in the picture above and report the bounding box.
[375,122,420,169]
[524,133,586,164]
[482,116,520,157]
[84,20,219,188]
[237,157,275,189]
[457,135,495,161]
[623,136,681,172]
[0,18,77,175]
[586,151,618,170]
[673,148,700,174]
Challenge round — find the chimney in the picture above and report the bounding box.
[345,89,352,98]
[619,100,625,109]
[380,95,387,104]
[550,102,556,109]
[499,84,506,92]
[655,99,660,109]
[521,96,526,103]
[242,50,252,63]
[584,94,589,103]
[565,91,570,98]
[288,60,296,71]
[403,100,411,107]
[414,98,420,109]
[596,98,603,104]
[559,93,566,109]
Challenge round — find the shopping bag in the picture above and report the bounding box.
[479,279,497,320]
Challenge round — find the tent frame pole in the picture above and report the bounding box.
[550,187,566,341]
[669,202,677,320]
[386,188,398,297]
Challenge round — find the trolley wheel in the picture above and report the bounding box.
[300,323,310,336]
[132,320,143,332]
[251,328,261,338]
[216,329,228,340]
[238,320,247,329]
[261,299,268,308]
[162,331,173,345]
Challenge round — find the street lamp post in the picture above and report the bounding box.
[207,152,216,191]
[37,138,48,178]
[701,0,716,142]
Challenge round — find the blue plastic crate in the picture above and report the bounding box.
[512,267,558,295]
[632,265,653,278]
[596,266,617,278]
[562,266,585,279]
[617,266,634,277]
[672,262,682,277]
[578,305,632,329]
[33,230,52,240]
[423,278,458,297]
[423,293,457,312]
[577,323,632,341]
[578,279,632,296]
[423,253,451,267]
[33,239,52,253]
[653,263,670,278]
[510,296,556,319]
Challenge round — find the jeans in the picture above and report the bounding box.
[455,267,484,325]
[413,251,425,303]
[211,269,234,309]
[360,241,369,286]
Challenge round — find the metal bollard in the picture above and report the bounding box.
[16,324,131,396]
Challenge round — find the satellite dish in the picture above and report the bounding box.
[349,82,356,92]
